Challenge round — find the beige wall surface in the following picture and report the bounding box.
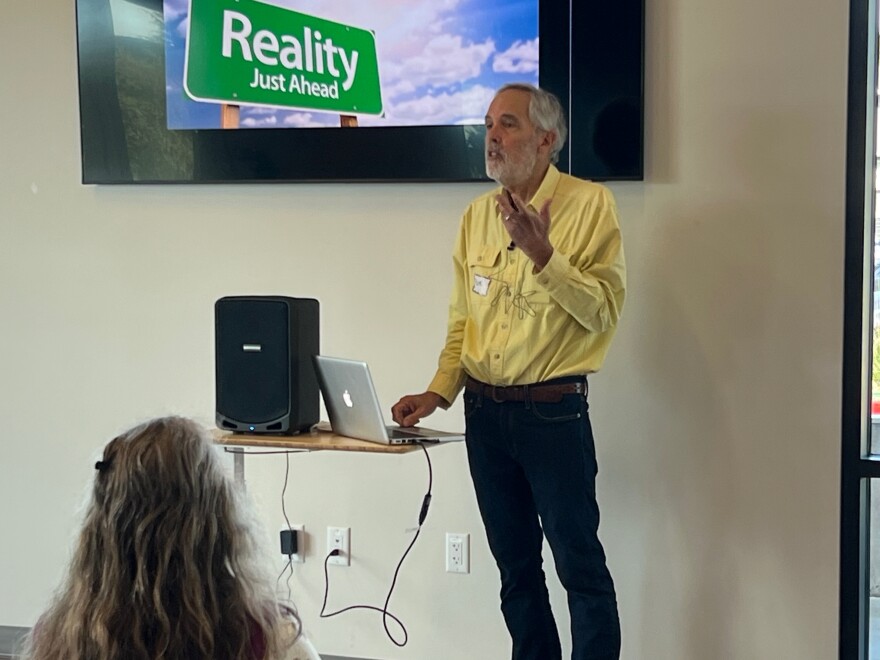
[0,0,847,658]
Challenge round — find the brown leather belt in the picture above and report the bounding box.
[464,376,587,403]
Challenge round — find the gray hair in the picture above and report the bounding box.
[18,416,298,660]
[496,83,568,163]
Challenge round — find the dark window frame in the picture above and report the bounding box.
[842,0,879,658]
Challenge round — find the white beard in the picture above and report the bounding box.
[486,140,539,188]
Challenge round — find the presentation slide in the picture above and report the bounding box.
[162,0,539,129]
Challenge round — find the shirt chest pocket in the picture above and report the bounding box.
[510,290,554,318]
[468,245,502,272]
[514,268,553,314]
[467,245,503,302]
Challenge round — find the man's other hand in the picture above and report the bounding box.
[391,391,445,427]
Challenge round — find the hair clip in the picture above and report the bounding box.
[94,460,111,471]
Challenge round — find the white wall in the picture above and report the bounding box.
[0,0,847,658]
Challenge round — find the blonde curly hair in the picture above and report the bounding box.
[19,416,297,660]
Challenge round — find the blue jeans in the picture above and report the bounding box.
[463,378,620,660]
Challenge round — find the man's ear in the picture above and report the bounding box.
[539,129,556,153]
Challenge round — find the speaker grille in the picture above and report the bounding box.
[216,299,291,424]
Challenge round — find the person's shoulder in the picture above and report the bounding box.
[272,619,320,660]
[464,185,503,213]
[557,172,614,200]
[285,633,321,660]
[553,174,619,227]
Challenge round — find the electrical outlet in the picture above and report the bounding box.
[326,526,350,566]
[446,532,470,573]
[280,524,304,563]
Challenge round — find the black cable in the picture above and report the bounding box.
[281,452,292,530]
[319,549,408,644]
[379,527,420,644]
[280,451,296,603]
[318,440,434,647]
[416,441,433,524]
[223,446,305,600]
[276,555,293,598]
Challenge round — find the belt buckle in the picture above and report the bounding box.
[490,386,506,403]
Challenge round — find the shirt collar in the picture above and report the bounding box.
[491,164,560,211]
[528,164,560,210]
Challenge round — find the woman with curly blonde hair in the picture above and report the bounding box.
[19,416,318,660]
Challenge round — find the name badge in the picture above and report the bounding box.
[473,274,491,296]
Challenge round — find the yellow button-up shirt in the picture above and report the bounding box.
[427,165,626,404]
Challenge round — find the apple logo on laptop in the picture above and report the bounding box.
[342,389,353,408]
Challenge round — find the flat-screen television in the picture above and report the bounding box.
[75,0,643,183]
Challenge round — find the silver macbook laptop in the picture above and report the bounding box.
[313,356,464,445]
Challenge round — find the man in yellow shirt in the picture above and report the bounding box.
[392,83,625,660]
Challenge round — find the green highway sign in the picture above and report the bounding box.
[184,0,382,116]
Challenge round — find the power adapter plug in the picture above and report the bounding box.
[280,528,298,556]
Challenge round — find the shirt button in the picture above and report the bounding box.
[502,324,508,329]
[494,354,500,359]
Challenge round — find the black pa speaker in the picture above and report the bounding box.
[215,296,319,434]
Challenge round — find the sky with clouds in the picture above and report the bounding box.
[162,0,538,129]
